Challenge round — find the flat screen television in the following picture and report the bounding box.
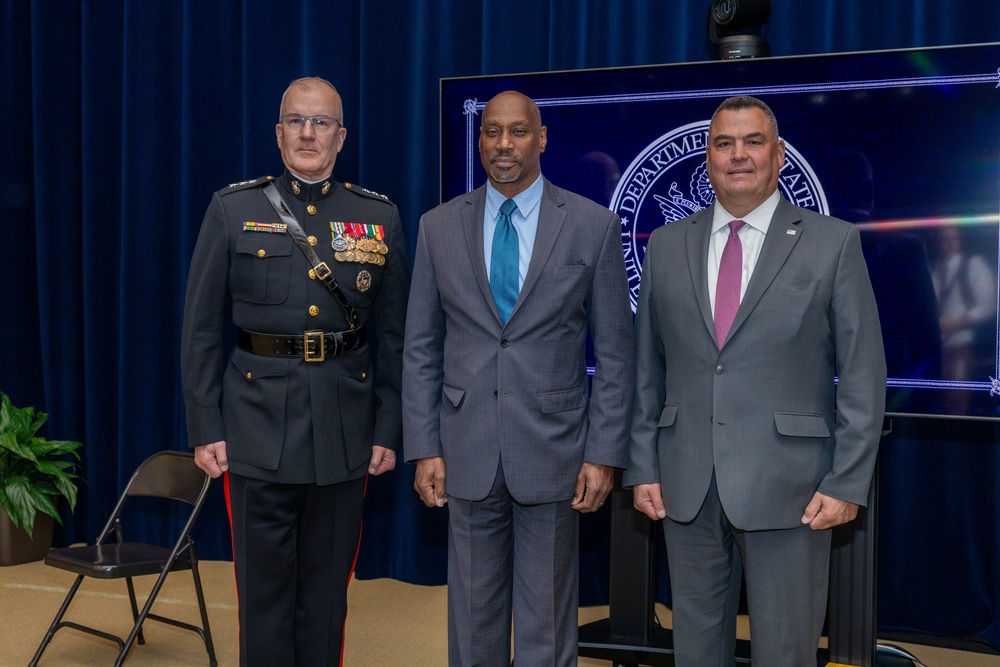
[441,42,1000,420]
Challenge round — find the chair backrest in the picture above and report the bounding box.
[123,451,208,506]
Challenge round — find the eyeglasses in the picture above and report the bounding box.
[279,115,341,133]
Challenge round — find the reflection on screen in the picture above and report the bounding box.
[441,43,1000,419]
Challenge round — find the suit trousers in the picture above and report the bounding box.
[227,472,365,667]
[447,463,579,667]
[663,474,832,667]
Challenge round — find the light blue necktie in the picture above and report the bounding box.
[490,198,519,324]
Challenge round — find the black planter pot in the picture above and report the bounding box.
[0,509,54,566]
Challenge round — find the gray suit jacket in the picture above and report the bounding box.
[624,197,886,530]
[403,179,635,504]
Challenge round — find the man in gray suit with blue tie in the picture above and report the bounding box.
[403,90,635,666]
[626,96,886,666]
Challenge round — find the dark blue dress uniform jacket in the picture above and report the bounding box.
[181,171,409,485]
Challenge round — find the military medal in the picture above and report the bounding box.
[366,224,387,255]
[331,222,350,251]
[356,270,372,292]
[330,222,388,262]
[243,221,288,234]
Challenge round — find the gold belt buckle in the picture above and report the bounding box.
[313,262,332,281]
[303,330,325,362]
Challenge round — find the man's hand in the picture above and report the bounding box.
[632,483,667,521]
[571,462,614,513]
[414,457,447,507]
[194,441,228,478]
[801,490,859,530]
[368,446,396,476]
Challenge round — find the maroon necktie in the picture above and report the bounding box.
[714,220,746,349]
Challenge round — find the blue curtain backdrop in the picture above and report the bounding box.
[3,0,999,650]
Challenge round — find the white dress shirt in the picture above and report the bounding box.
[708,189,781,314]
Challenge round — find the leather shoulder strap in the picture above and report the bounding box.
[260,180,359,329]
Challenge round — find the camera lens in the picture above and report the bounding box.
[712,0,738,25]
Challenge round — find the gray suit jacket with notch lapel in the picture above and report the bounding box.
[403,179,635,504]
[624,196,886,530]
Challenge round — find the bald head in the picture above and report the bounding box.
[484,91,542,126]
[279,77,342,118]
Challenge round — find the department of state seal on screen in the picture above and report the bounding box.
[611,120,828,312]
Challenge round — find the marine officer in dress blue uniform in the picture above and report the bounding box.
[181,76,408,666]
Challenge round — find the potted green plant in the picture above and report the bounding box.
[0,392,83,565]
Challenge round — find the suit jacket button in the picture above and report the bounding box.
[493,390,499,399]
[500,339,509,348]
[715,364,724,374]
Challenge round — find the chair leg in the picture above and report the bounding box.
[124,576,146,645]
[189,549,219,666]
[114,565,183,667]
[29,574,85,667]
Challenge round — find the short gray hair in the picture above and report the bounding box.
[710,95,779,139]
[279,77,341,118]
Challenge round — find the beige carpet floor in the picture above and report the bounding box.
[1,559,996,666]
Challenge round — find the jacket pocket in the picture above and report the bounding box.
[339,369,375,470]
[658,404,678,428]
[234,234,293,304]
[776,279,821,292]
[222,349,290,470]
[539,386,587,414]
[442,384,466,409]
[773,411,830,438]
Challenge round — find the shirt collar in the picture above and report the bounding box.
[280,170,335,202]
[711,189,782,235]
[485,174,544,219]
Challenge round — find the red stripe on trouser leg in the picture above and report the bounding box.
[223,471,241,659]
[337,474,371,667]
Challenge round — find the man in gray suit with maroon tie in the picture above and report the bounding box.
[626,96,886,666]
[403,90,635,666]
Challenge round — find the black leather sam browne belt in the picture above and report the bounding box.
[260,179,361,330]
[237,326,366,362]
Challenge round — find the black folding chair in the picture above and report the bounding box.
[30,450,218,666]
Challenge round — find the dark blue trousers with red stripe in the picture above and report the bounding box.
[225,472,366,667]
